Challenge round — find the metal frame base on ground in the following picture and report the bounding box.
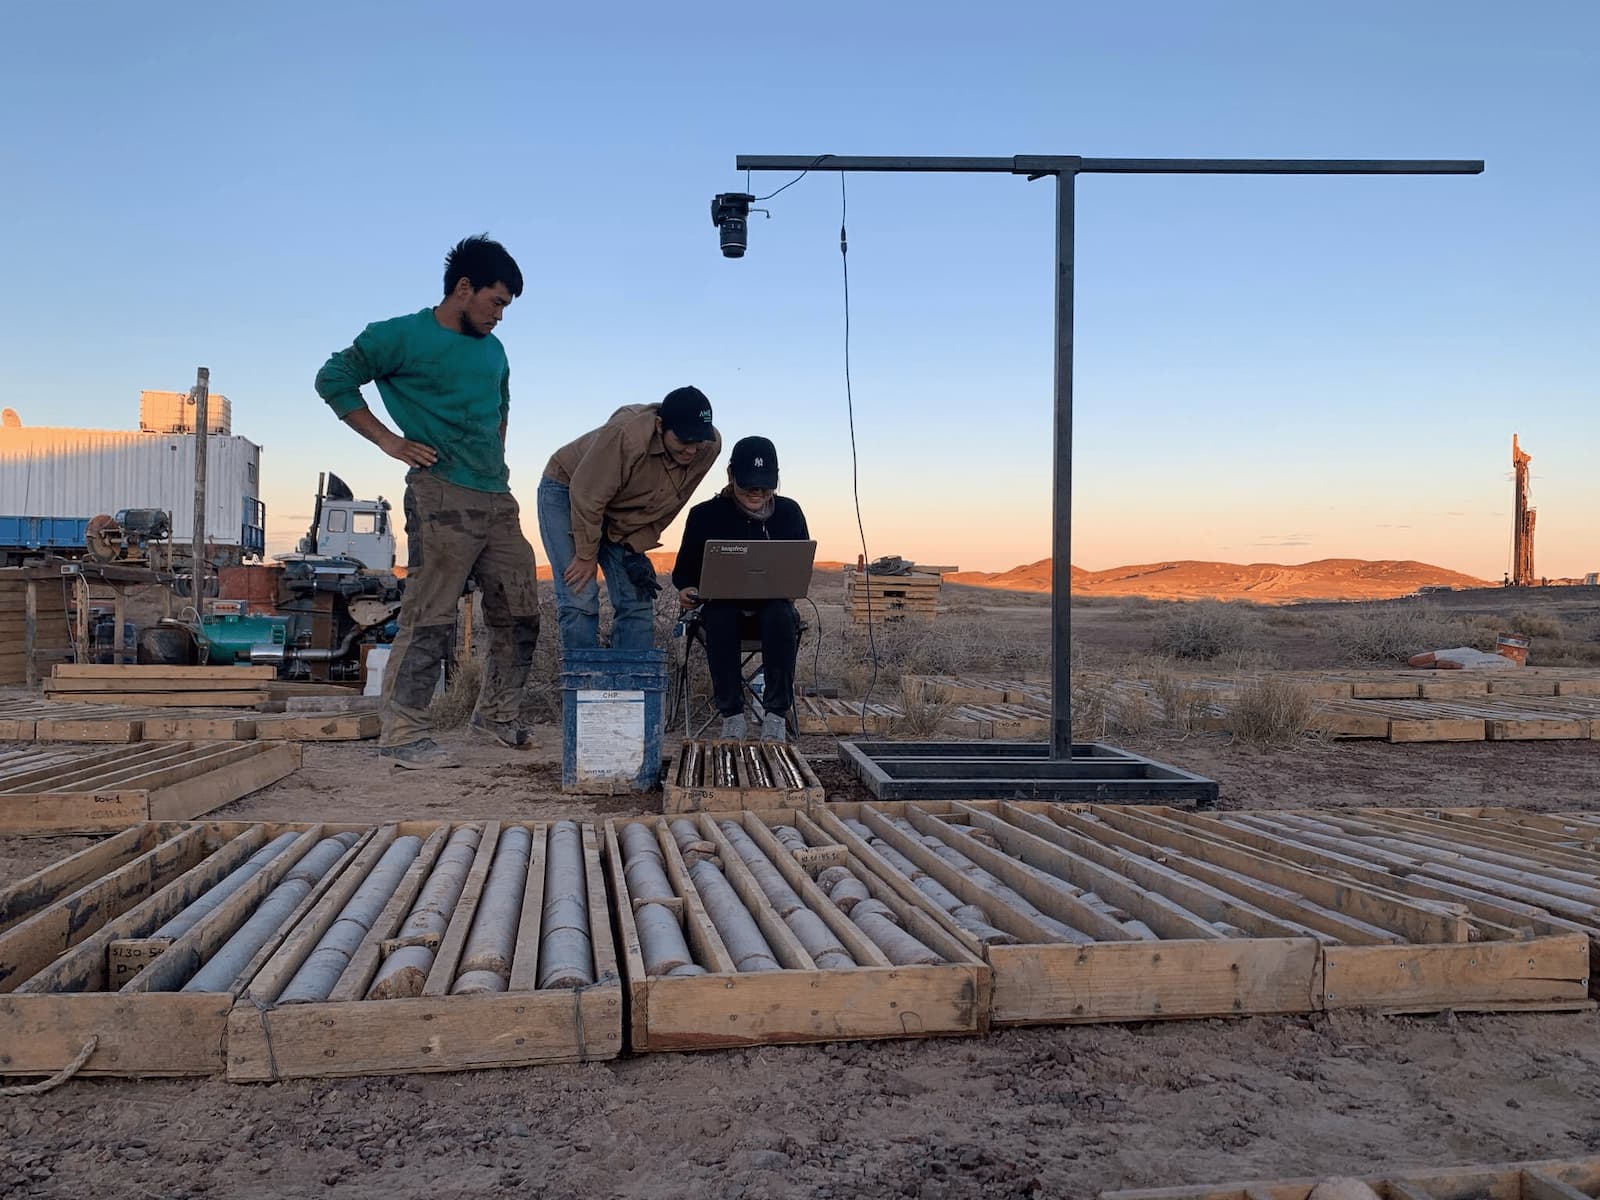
[838,740,1218,805]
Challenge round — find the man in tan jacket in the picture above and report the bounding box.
[538,387,721,650]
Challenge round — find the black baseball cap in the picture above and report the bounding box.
[730,436,779,489]
[657,386,715,443]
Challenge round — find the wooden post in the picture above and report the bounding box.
[113,589,126,664]
[73,575,89,664]
[191,367,210,606]
[23,578,37,688]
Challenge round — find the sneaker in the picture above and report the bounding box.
[719,713,747,741]
[470,713,532,749]
[759,712,788,743]
[379,738,459,770]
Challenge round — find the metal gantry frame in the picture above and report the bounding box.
[735,152,1483,800]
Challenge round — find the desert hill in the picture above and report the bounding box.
[947,558,1490,603]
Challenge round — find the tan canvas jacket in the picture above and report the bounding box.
[544,404,722,558]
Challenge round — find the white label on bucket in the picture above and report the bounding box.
[575,689,646,778]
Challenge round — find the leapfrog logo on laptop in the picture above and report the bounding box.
[709,544,748,555]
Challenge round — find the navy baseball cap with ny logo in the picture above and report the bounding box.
[730,435,779,489]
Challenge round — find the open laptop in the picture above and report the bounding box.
[696,540,818,601]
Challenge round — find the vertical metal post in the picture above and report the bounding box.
[191,366,209,606]
[1050,171,1076,760]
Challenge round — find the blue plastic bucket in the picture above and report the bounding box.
[560,648,668,794]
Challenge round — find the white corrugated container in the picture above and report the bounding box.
[0,422,264,557]
[139,389,232,435]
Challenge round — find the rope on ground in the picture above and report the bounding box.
[0,1036,98,1096]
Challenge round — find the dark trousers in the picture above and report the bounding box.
[382,471,540,747]
[699,600,798,718]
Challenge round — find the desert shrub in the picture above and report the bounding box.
[1151,602,1258,661]
[1149,665,1212,733]
[1507,610,1565,640]
[1327,604,1488,664]
[898,693,958,737]
[1225,677,1317,750]
[1265,607,1317,628]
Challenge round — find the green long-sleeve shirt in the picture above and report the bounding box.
[315,307,513,493]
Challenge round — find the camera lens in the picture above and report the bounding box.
[718,217,748,258]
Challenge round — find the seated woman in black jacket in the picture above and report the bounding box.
[672,436,808,742]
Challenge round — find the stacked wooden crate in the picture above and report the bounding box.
[43,664,274,707]
[844,567,945,625]
[0,569,73,686]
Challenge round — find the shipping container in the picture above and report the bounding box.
[139,389,232,435]
[0,419,265,563]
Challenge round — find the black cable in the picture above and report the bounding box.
[801,595,824,705]
[835,171,879,739]
[752,155,834,203]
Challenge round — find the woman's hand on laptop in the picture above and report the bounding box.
[678,587,701,609]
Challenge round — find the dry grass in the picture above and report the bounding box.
[428,656,482,729]
[1327,604,1490,664]
[1149,665,1214,734]
[1225,677,1318,750]
[898,693,959,737]
[1150,601,1261,662]
[1508,610,1566,640]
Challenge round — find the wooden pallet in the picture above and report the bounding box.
[795,694,1054,740]
[0,741,301,834]
[1102,1155,1600,1200]
[903,675,1052,706]
[662,740,825,813]
[0,819,623,1079]
[940,702,1052,739]
[0,696,380,743]
[1086,672,1600,743]
[796,695,903,735]
[606,811,988,1052]
[1314,696,1600,742]
[815,801,1594,1025]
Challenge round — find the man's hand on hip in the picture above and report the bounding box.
[564,556,599,590]
[379,431,439,468]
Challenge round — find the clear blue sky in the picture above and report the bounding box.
[2,2,1595,578]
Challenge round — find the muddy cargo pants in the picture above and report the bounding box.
[381,470,541,748]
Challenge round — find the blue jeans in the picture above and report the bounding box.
[536,477,656,651]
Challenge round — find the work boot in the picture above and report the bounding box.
[719,713,747,741]
[470,712,532,749]
[759,712,788,743]
[379,738,459,770]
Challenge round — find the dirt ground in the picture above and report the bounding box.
[5,591,1600,1199]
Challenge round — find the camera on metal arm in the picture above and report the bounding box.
[710,192,757,258]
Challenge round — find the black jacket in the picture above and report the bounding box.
[672,490,810,591]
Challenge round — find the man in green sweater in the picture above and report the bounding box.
[315,235,540,769]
